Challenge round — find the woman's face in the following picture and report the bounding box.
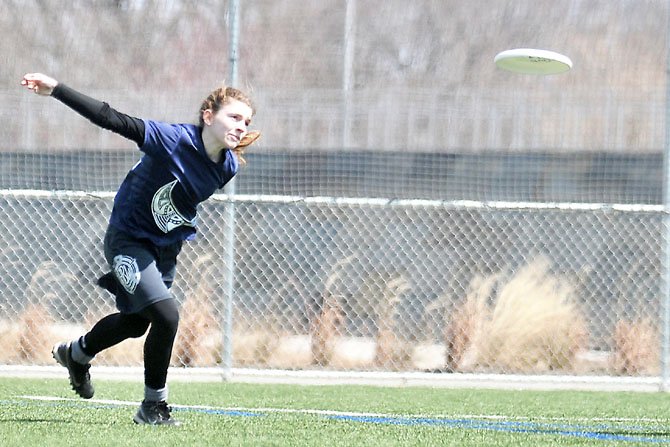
[203,99,253,150]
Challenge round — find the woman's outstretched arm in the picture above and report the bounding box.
[21,73,145,146]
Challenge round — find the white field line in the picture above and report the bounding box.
[17,395,669,425]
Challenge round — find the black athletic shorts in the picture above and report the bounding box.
[100,226,183,314]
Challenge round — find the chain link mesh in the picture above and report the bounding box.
[0,191,662,377]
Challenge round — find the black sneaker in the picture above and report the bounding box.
[133,400,181,426]
[52,342,94,399]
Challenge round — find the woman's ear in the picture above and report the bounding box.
[202,109,213,126]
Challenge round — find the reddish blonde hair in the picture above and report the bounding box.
[198,86,256,163]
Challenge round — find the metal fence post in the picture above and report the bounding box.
[661,0,670,392]
[221,0,240,381]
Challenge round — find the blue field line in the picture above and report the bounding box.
[174,407,261,417]
[327,414,670,444]
[10,396,670,444]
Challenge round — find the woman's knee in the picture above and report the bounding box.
[142,298,180,334]
[121,314,150,338]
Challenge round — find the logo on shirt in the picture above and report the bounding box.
[151,180,196,233]
[113,255,141,294]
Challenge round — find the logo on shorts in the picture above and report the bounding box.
[113,255,141,294]
[151,180,197,233]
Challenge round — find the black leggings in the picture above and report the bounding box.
[82,299,180,390]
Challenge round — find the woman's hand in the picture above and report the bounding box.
[20,73,59,96]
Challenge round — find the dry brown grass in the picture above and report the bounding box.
[442,275,495,372]
[173,296,219,367]
[226,272,312,367]
[441,258,589,373]
[173,254,220,367]
[373,275,411,370]
[0,254,595,373]
[0,303,59,366]
[11,262,73,365]
[473,258,589,372]
[231,318,287,367]
[310,256,353,366]
[92,336,146,366]
[310,297,344,366]
[611,318,659,375]
[17,303,55,364]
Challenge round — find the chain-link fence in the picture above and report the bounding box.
[0,190,663,379]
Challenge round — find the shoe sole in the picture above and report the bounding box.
[52,342,94,399]
[133,414,181,426]
[133,408,181,426]
[51,343,66,367]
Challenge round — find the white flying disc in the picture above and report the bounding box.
[494,48,572,75]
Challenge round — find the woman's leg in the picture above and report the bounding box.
[53,311,150,400]
[81,312,150,356]
[137,298,180,392]
[132,298,181,426]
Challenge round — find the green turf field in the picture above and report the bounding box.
[0,377,669,446]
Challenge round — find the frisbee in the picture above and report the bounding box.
[494,48,572,75]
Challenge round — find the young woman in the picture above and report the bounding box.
[20,73,259,426]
